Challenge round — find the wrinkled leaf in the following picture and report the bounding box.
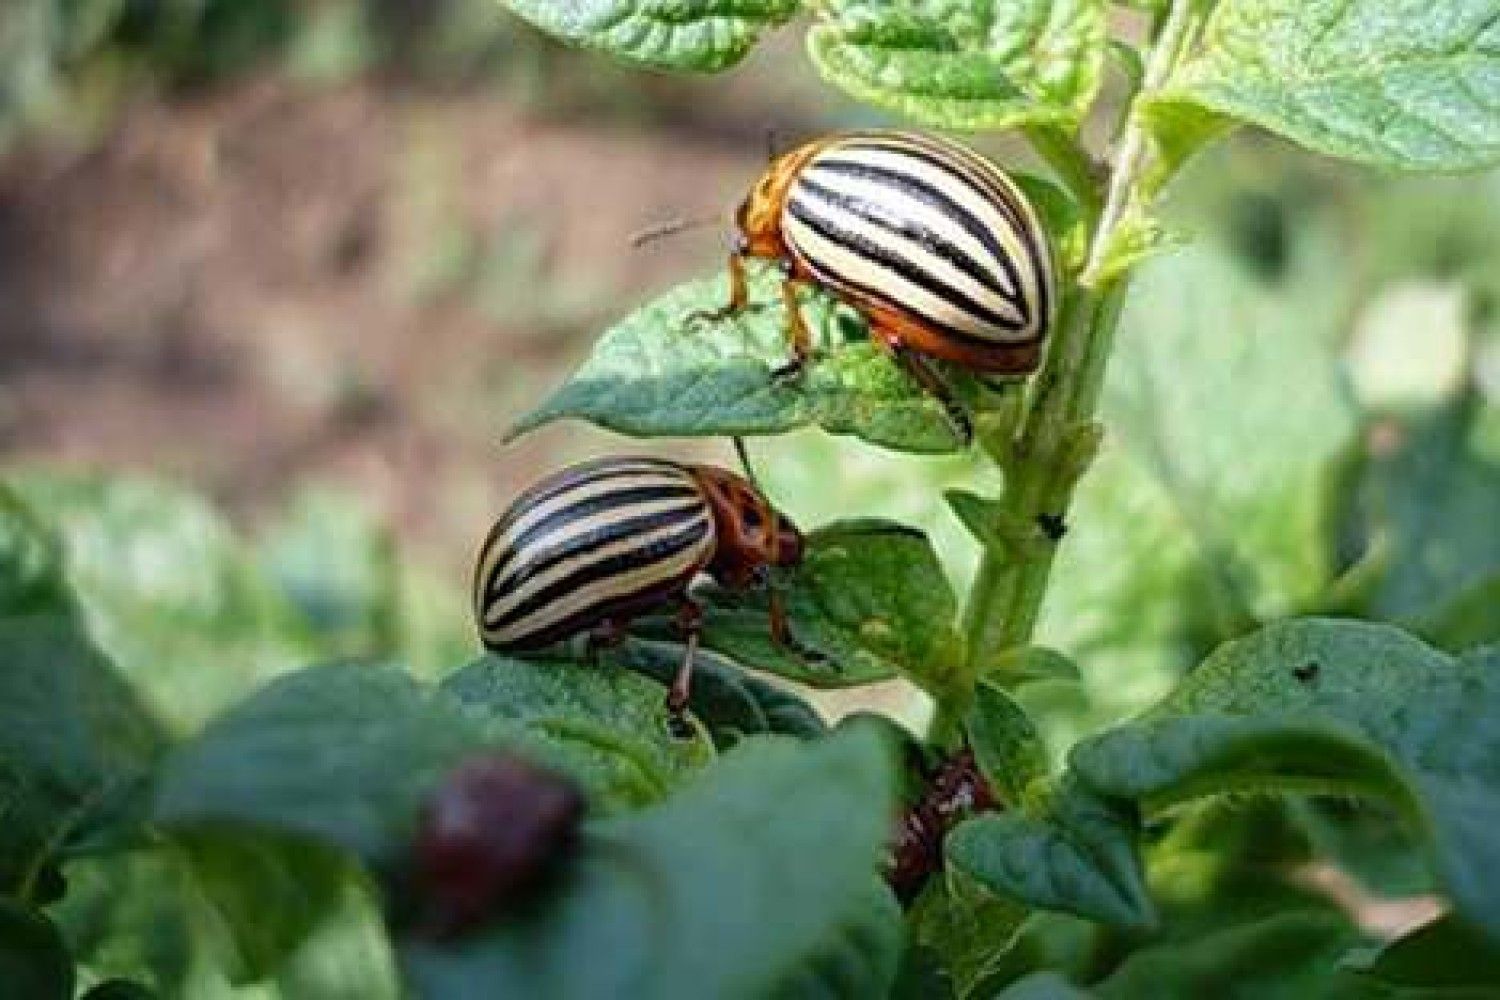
[947,776,1152,929]
[1071,619,1500,942]
[643,519,965,692]
[0,614,163,896]
[0,900,74,1000]
[442,652,713,809]
[807,0,1108,131]
[501,0,798,71]
[966,681,1048,806]
[1150,0,1500,172]
[400,728,899,1000]
[908,867,1028,997]
[513,264,967,454]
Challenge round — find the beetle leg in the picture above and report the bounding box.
[770,276,815,381]
[687,247,756,326]
[666,598,702,738]
[751,566,834,670]
[874,329,973,446]
[585,617,629,666]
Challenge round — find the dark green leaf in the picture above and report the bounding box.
[1095,911,1358,999]
[769,881,905,999]
[0,614,163,895]
[502,0,798,72]
[152,664,496,873]
[0,900,73,1000]
[997,971,1093,998]
[806,0,1107,131]
[1071,619,1500,942]
[1334,392,1500,631]
[81,982,158,1000]
[947,776,1152,929]
[644,519,965,692]
[512,264,967,454]
[1343,913,1500,992]
[175,831,351,985]
[0,484,71,616]
[1150,0,1500,172]
[400,728,899,1000]
[966,682,1048,806]
[609,641,827,747]
[441,652,714,809]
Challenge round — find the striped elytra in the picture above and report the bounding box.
[712,131,1059,442]
[475,457,716,651]
[782,132,1055,357]
[475,455,808,726]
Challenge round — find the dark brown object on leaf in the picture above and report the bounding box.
[415,754,586,936]
[888,746,997,904]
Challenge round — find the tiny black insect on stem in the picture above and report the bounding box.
[1293,661,1320,684]
[1036,513,1067,541]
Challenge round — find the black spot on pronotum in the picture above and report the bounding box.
[1037,513,1067,541]
[1293,661,1320,684]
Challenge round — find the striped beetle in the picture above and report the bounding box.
[701,131,1058,442]
[474,455,809,728]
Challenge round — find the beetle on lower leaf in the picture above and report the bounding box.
[696,130,1059,444]
[474,455,821,733]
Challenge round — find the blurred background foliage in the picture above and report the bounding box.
[1,0,1499,995]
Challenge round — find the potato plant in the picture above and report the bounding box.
[2,0,1499,997]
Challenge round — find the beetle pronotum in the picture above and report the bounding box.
[700,130,1058,442]
[474,456,810,729]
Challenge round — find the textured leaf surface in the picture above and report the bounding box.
[807,0,1108,130]
[1150,0,1500,171]
[513,264,967,454]
[642,519,966,691]
[966,681,1048,806]
[400,729,899,1000]
[947,776,1152,929]
[502,0,798,71]
[1071,619,1500,942]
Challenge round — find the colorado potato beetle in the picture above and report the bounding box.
[704,131,1058,441]
[474,456,808,728]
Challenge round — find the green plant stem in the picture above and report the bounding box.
[958,0,1199,679]
[1022,124,1104,227]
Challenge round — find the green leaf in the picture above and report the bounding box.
[1094,911,1359,999]
[806,0,1108,131]
[0,484,71,616]
[609,641,827,746]
[947,776,1152,929]
[997,972,1093,999]
[979,646,1082,687]
[400,728,900,1000]
[512,264,967,454]
[173,831,351,985]
[0,614,163,896]
[1070,618,1500,942]
[645,519,965,692]
[442,652,714,809]
[769,881,905,998]
[1410,573,1500,653]
[1334,392,1500,630]
[908,867,1028,997]
[5,472,314,731]
[151,664,496,873]
[81,982,157,1000]
[1149,0,1500,172]
[500,0,798,72]
[1343,914,1500,992]
[966,682,1048,806]
[0,900,73,1000]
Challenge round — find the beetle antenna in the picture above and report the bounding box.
[765,126,780,162]
[629,214,721,249]
[731,436,762,491]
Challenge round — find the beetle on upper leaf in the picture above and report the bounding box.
[697,130,1059,444]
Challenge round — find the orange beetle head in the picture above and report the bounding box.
[686,464,804,586]
[732,139,826,260]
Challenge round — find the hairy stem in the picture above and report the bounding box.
[958,0,1199,680]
